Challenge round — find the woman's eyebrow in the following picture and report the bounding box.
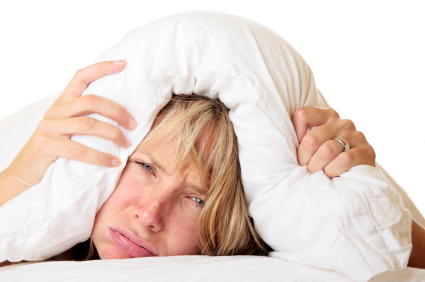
[187,184,208,196]
[133,150,208,195]
[134,150,172,176]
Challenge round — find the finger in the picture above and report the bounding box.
[46,94,138,131]
[48,117,132,149]
[292,107,339,143]
[298,119,357,166]
[324,146,376,177]
[54,60,126,106]
[307,140,342,174]
[54,139,122,168]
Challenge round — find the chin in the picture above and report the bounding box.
[98,247,133,260]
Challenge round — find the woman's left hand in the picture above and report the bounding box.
[291,106,376,178]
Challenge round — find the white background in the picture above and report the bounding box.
[0,1,424,214]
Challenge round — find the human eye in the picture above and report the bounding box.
[190,197,205,207]
[134,161,154,174]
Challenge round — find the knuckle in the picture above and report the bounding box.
[116,104,126,120]
[302,134,319,150]
[37,119,51,132]
[74,68,85,79]
[365,145,376,159]
[318,144,333,158]
[355,131,367,142]
[95,152,104,165]
[43,107,55,119]
[319,143,337,159]
[80,117,96,131]
[341,119,356,130]
[326,107,340,118]
[74,66,94,86]
[106,126,121,143]
[339,152,354,166]
[293,108,309,122]
[84,94,97,110]
[72,145,86,160]
[34,133,51,149]
[112,127,123,142]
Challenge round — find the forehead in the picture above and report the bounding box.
[134,110,217,183]
[132,138,203,179]
[131,142,209,196]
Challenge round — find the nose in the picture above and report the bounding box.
[134,200,164,232]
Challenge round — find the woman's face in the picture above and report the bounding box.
[91,139,208,259]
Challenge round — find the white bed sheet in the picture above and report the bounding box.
[1,256,424,282]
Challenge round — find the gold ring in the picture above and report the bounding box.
[333,136,350,152]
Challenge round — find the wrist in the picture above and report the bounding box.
[0,167,29,207]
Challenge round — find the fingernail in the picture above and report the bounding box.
[111,158,122,167]
[112,60,125,65]
[128,117,138,130]
[124,138,132,148]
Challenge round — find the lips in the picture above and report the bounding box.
[109,228,157,258]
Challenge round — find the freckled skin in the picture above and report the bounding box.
[92,143,207,259]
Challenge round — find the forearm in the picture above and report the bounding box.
[0,168,27,208]
[408,219,425,269]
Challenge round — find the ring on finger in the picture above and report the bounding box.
[333,136,350,152]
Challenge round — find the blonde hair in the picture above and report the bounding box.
[84,94,267,260]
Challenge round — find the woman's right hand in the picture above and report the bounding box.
[3,60,137,192]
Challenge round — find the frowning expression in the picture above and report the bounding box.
[91,139,208,259]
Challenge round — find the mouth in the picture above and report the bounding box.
[109,227,157,258]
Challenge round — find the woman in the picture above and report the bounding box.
[0,61,423,268]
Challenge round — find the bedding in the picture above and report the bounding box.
[0,11,422,282]
[1,256,425,282]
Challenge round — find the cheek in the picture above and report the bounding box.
[92,171,143,247]
[102,169,145,211]
[166,210,201,255]
[91,190,124,251]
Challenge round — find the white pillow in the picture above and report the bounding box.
[0,11,413,282]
